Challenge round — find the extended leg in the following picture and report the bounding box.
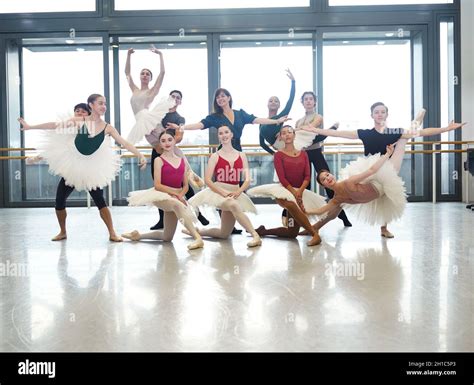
[125,211,178,242]
[194,210,235,239]
[256,211,300,238]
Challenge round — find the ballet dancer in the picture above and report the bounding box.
[307,143,406,235]
[248,125,326,246]
[302,102,465,237]
[18,93,147,242]
[122,129,204,250]
[259,68,295,155]
[166,87,289,151]
[294,91,352,227]
[186,125,262,248]
[125,46,174,145]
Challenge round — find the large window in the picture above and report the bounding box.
[0,0,96,13]
[114,0,309,11]
[20,37,104,202]
[329,0,452,5]
[220,34,314,146]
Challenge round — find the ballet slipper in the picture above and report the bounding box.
[121,230,140,241]
[181,228,193,236]
[306,232,321,246]
[381,229,394,238]
[51,233,67,241]
[247,234,262,248]
[188,172,205,190]
[187,238,204,250]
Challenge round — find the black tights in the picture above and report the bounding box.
[55,178,107,210]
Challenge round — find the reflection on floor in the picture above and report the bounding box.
[0,203,472,352]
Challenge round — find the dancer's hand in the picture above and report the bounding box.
[277,116,291,125]
[166,123,180,130]
[228,191,242,199]
[18,117,31,130]
[302,125,320,133]
[127,48,135,55]
[285,68,295,81]
[173,194,187,206]
[138,155,147,170]
[447,120,467,131]
[296,197,306,213]
[385,144,395,157]
[150,45,162,55]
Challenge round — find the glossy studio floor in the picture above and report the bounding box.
[0,202,472,352]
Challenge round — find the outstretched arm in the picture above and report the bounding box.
[149,46,165,98]
[253,116,290,125]
[125,48,138,92]
[167,121,205,131]
[405,121,467,138]
[302,126,359,140]
[18,116,83,131]
[306,201,338,216]
[346,144,394,185]
[107,125,147,169]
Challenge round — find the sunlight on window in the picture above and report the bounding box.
[0,0,95,13]
[329,0,452,5]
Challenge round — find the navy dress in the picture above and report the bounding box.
[357,127,403,155]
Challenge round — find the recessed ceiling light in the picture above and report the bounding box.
[385,32,394,37]
[377,41,385,45]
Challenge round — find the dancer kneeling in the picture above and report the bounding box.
[122,129,203,250]
[187,125,261,248]
[306,142,406,234]
[247,125,326,246]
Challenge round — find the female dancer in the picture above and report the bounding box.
[18,94,147,242]
[166,88,289,151]
[306,143,406,235]
[248,125,326,246]
[125,46,173,145]
[186,125,262,248]
[146,90,209,230]
[122,130,204,250]
[294,91,352,227]
[259,69,295,154]
[302,102,465,237]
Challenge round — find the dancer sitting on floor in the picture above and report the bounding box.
[186,125,262,248]
[122,129,204,250]
[248,125,326,246]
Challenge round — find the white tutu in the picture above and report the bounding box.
[339,154,407,225]
[188,182,257,214]
[294,130,317,150]
[127,187,197,222]
[37,130,121,192]
[127,97,175,144]
[247,184,326,219]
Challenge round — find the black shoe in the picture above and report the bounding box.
[150,221,164,230]
[342,219,352,227]
[197,213,210,226]
[231,227,243,235]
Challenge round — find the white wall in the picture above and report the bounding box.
[461,0,474,201]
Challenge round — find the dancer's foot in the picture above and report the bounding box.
[231,227,242,235]
[281,215,288,227]
[306,232,321,246]
[187,238,204,250]
[150,220,163,230]
[109,233,123,242]
[197,213,209,226]
[255,225,266,236]
[181,228,192,236]
[51,232,67,241]
[381,229,394,238]
[247,234,262,248]
[121,230,141,241]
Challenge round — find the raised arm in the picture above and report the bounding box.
[346,144,394,185]
[149,46,165,98]
[125,48,138,92]
[404,120,467,138]
[106,125,147,169]
[253,116,290,126]
[302,126,359,140]
[276,69,296,118]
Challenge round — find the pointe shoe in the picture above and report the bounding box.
[187,238,204,250]
[121,230,140,241]
[381,229,394,238]
[51,233,67,241]
[188,172,205,190]
[181,228,192,236]
[306,233,321,246]
[247,235,262,248]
